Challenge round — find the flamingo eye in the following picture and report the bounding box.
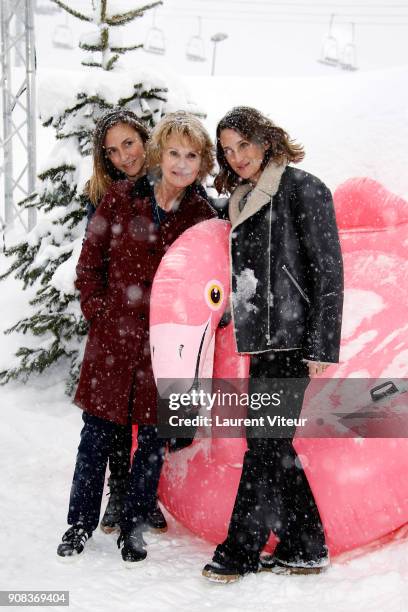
[211,287,221,303]
[205,280,224,310]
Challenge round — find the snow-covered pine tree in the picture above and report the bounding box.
[0,0,199,394]
[53,0,161,72]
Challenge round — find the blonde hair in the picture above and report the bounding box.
[146,111,214,181]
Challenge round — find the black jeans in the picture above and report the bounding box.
[67,413,130,532]
[213,350,327,573]
[67,413,163,533]
[120,425,166,532]
[108,426,131,481]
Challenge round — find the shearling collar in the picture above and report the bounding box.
[229,161,286,229]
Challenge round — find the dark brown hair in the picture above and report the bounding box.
[85,108,150,205]
[214,106,305,194]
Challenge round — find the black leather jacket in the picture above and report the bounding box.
[229,164,343,363]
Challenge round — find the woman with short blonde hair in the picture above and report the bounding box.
[146,111,214,182]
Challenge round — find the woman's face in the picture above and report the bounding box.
[160,134,202,190]
[104,122,145,180]
[219,128,268,184]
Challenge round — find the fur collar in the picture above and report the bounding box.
[229,161,286,229]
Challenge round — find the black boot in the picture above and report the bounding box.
[259,550,330,574]
[202,561,247,584]
[117,526,147,567]
[100,476,128,534]
[57,525,92,559]
[146,503,167,533]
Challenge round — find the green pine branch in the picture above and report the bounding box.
[105,54,120,71]
[38,164,76,182]
[79,42,103,53]
[81,61,103,68]
[6,314,68,338]
[60,203,87,230]
[17,192,38,210]
[0,242,41,285]
[101,0,107,20]
[111,44,144,54]
[0,342,74,384]
[50,0,92,22]
[106,1,162,26]
[118,86,168,107]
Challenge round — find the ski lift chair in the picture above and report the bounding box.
[318,35,339,67]
[340,24,358,71]
[340,43,358,71]
[144,26,166,55]
[317,14,339,67]
[186,36,206,62]
[52,23,74,50]
[186,18,206,62]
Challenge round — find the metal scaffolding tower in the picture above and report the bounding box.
[0,0,36,234]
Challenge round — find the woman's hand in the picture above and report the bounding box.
[306,361,332,377]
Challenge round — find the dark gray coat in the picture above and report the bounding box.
[229,163,343,363]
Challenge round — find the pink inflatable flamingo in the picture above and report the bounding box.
[150,178,408,558]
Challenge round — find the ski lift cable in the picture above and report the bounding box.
[174,0,408,7]
[159,10,408,25]
[164,6,408,23]
[168,7,408,18]
[173,0,408,11]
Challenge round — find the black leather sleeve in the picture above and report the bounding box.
[293,174,344,363]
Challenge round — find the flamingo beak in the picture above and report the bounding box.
[150,317,212,397]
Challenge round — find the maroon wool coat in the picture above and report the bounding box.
[74,176,216,425]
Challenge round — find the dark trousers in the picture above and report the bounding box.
[213,350,327,573]
[108,427,131,481]
[67,413,130,532]
[67,413,163,533]
[120,426,166,532]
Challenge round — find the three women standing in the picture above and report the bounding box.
[58,103,343,579]
[202,106,343,583]
[57,110,216,564]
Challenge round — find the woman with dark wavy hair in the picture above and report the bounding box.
[202,106,344,583]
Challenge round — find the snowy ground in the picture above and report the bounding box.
[1,380,408,612]
[1,271,408,612]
